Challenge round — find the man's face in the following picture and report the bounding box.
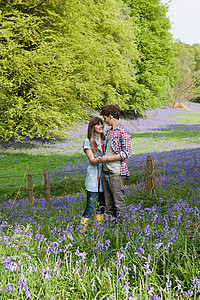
[103,115,112,126]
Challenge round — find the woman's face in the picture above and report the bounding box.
[94,122,104,135]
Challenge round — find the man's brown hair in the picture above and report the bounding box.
[100,105,120,120]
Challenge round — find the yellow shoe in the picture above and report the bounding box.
[94,214,104,225]
[80,217,89,233]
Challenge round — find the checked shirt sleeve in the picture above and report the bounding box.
[119,129,132,161]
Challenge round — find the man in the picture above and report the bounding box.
[99,105,132,219]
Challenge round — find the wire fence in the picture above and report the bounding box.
[133,148,200,193]
[0,148,200,202]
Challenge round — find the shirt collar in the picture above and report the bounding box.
[110,123,122,131]
[94,136,101,143]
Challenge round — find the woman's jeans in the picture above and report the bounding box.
[82,191,105,218]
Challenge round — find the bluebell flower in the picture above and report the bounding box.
[192,277,200,293]
[4,282,13,292]
[75,247,87,262]
[106,295,114,300]
[116,247,125,267]
[151,294,161,300]
[17,276,31,298]
[126,293,138,300]
[166,274,172,289]
[132,264,136,274]
[143,255,153,276]
[92,255,97,269]
[91,279,95,291]
[3,256,20,273]
[147,283,154,295]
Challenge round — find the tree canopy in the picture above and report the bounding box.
[0,0,177,139]
[123,0,177,112]
[174,42,200,102]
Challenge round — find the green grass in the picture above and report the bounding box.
[0,152,87,199]
[132,124,200,154]
[1,184,200,299]
[0,152,85,177]
[134,126,199,140]
[0,108,200,200]
[1,106,200,299]
[172,110,200,124]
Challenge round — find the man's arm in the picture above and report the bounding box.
[119,130,132,161]
[98,153,121,163]
[99,129,132,163]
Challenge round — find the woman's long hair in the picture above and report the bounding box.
[87,117,104,153]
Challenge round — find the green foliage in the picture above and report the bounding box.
[0,0,139,139]
[123,0,177,112]
[174,42,200,101]
[0,0,180,139]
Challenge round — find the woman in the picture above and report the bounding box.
[80,117,105,232]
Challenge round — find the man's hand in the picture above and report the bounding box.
[98,156,106,163]
[98,154,121,163]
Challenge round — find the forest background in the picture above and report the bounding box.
[0,0,200,140]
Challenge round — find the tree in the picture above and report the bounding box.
[123,0,177,113]
[174,42,200,102]
[0,0,138,139]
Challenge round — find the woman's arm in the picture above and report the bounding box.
[98,154,121,163]
[85,149,101,165]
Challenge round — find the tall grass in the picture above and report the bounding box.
[0,186,200,299]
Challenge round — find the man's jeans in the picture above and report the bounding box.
[102,173,126,218]
[82,191,105,218]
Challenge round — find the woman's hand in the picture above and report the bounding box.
[97,157,102,164]
[98,156,106,163]
[98,154,121,163]
[85,150,121,165]
[86,149,103,165]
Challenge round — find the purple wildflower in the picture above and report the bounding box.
[147,283,154,295]
[54,258,61,277]
[91,279,95,291]
[132,264,136,274]
[4,282,13,292]
[92,255,97,269]
[166,274,172,289]
[17,276,31,298]
[144,224,151,236]
[192,277,200,293]
[27,264,33,273]
[126,293,138,300]
[116,247,125,268]
[106,295,114,300]
[143,255,153,276]
[3,257,20,273]
[75,247,87,262]
[40,266,52,280]
[151,295,161,300]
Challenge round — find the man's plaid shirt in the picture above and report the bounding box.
[104,123,132,177]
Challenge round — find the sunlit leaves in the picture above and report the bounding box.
[0,0,139,139]
[124,0,177,110]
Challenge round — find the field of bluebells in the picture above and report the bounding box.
[0,102,200,299]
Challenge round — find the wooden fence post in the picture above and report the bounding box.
[146,156,155,194]
[28,173,34,207]
[44,170,51,209]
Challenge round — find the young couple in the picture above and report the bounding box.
[80,105,132,232]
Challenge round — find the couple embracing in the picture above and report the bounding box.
[80,105,132,232]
